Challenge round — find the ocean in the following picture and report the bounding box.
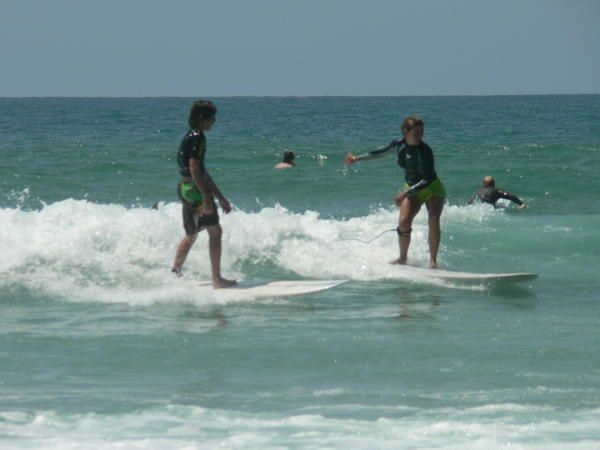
[1,95,599,449]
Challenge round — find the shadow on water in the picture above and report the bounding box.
[484,282,538,309]
[163,278,537,332]
[169,292,323,333]
[381,279,538,321]
[387,285,443,322]
[175,305,230,329]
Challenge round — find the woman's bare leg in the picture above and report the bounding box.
[426,196,444,268]
[390,197,422,265]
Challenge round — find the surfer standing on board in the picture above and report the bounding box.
[171,100,237,289]
[344,116,446,268]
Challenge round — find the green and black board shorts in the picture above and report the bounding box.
[177,182,219,235]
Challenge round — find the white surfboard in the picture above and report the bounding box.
[198,279,349,299]
[494,198,512,209]
[397,265,538,283]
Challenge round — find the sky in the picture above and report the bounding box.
[1,0,599,96]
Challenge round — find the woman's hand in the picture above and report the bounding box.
[344,153,359,165]
[395,191,408,207]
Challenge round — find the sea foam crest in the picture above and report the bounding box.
[0,404,598,450]
[0,200,500,305]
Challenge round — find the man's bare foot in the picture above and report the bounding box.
[430,261,438,269]
[213,278,238,289]
[389,257,407,265]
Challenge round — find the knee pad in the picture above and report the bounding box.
[396,226,412,237]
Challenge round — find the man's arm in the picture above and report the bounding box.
[498,190,524,206]
[206,173,233,213]
[206,174,222,200]
[190,159,215,213]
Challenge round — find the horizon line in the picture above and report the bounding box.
[1,93,600,100]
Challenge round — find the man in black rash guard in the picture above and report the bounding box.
[171,100,237,289]
[469,176,527,209]
[345,116,446,268]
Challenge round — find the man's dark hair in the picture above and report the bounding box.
[283,150,295,164]
[188,100,217,128]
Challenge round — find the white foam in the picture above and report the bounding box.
[0,200,502,306]
[311,388,346,397]
[0,405,598,450]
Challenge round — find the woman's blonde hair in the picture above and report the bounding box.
[401,116,424,135]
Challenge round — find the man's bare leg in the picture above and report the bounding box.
[172,233,198,275]
[206,224,237,289]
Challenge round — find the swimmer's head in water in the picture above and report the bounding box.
[283,150,295,164]
[483,176,496,187]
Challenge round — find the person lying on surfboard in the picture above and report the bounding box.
[171,100,237,289]
[344,116,446,269]
[468,176,527,209]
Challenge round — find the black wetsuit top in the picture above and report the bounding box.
[469,187,523,207]
[360,139,438,194]
[177,129,206,177]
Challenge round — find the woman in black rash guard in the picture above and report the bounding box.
[345,116,446,268]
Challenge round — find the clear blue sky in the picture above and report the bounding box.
[1,0,599,96]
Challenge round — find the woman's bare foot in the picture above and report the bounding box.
[389,257,407,265]
[213,277,238,289]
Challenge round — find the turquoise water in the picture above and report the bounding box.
[1,96,600,449]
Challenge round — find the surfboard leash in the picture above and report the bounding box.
[337,228,397,244]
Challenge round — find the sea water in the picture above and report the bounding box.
[1,96,599,449]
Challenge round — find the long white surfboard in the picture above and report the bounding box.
[397,265,538,283]
[198,279,349,299]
